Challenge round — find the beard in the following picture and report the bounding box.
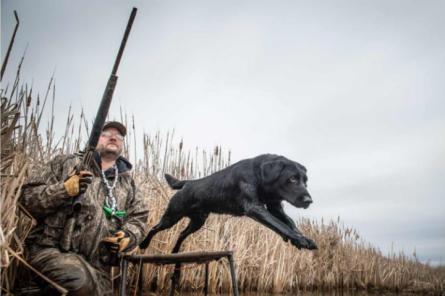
[97,144,122,160]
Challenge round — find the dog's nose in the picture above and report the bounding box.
[303,195,313,204]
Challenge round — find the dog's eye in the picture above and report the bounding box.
[289,176,298,183]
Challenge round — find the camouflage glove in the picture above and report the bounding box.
[63,170,93,197]
[101,231,136,253]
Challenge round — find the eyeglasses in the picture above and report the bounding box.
[100,131,124,141]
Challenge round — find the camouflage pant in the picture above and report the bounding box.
[29,248,112,295]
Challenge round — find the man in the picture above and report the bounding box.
[20,121,149,295]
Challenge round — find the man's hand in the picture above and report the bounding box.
[63,170,93,197]
[101,231,136,253]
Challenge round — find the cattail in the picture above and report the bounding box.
[1,74,443,294]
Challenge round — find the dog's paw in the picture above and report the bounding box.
[291,236,317,250]
[305,237,318,250]
[290,236,305,249]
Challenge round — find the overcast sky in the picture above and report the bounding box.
[2,0,444,265]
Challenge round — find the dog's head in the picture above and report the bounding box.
[260,157,312,209]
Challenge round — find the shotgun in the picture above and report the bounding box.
[60,7,137,252]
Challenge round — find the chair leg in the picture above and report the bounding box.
[119,259,128,296]
[138,261,144,296]
[228,255,239,296]
[204,262,209,296]
[169,268,177,296]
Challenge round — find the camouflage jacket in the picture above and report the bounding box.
[20,153,149,269]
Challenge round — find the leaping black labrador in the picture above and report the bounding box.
[140,153,317,250]
[139,154,317,289]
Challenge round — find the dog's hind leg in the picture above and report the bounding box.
[139,212,183,249]
[170,213,209,294]
[140,192,191,249]
[171,213,208,253]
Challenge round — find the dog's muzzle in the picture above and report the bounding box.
[302,195,312,208]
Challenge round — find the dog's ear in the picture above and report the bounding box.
[261,160,286,184]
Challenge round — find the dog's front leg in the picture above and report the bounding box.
[267,203,298,232]
[244,203,317,250]
[239,181,317,250]
[267,203,300,243]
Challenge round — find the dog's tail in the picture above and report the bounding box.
[165,173,187,189]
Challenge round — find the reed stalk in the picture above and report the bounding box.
[1,65,444,295]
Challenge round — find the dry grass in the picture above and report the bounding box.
[134,188,445,294]
[1,65,444,295]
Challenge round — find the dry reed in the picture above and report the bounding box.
[1,63,444,296]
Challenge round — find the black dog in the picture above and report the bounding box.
[140,154,317,252]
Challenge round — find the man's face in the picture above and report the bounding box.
[96,127,124,158]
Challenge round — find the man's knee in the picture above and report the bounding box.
[30,249,95,295]
[58,260,94,294]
